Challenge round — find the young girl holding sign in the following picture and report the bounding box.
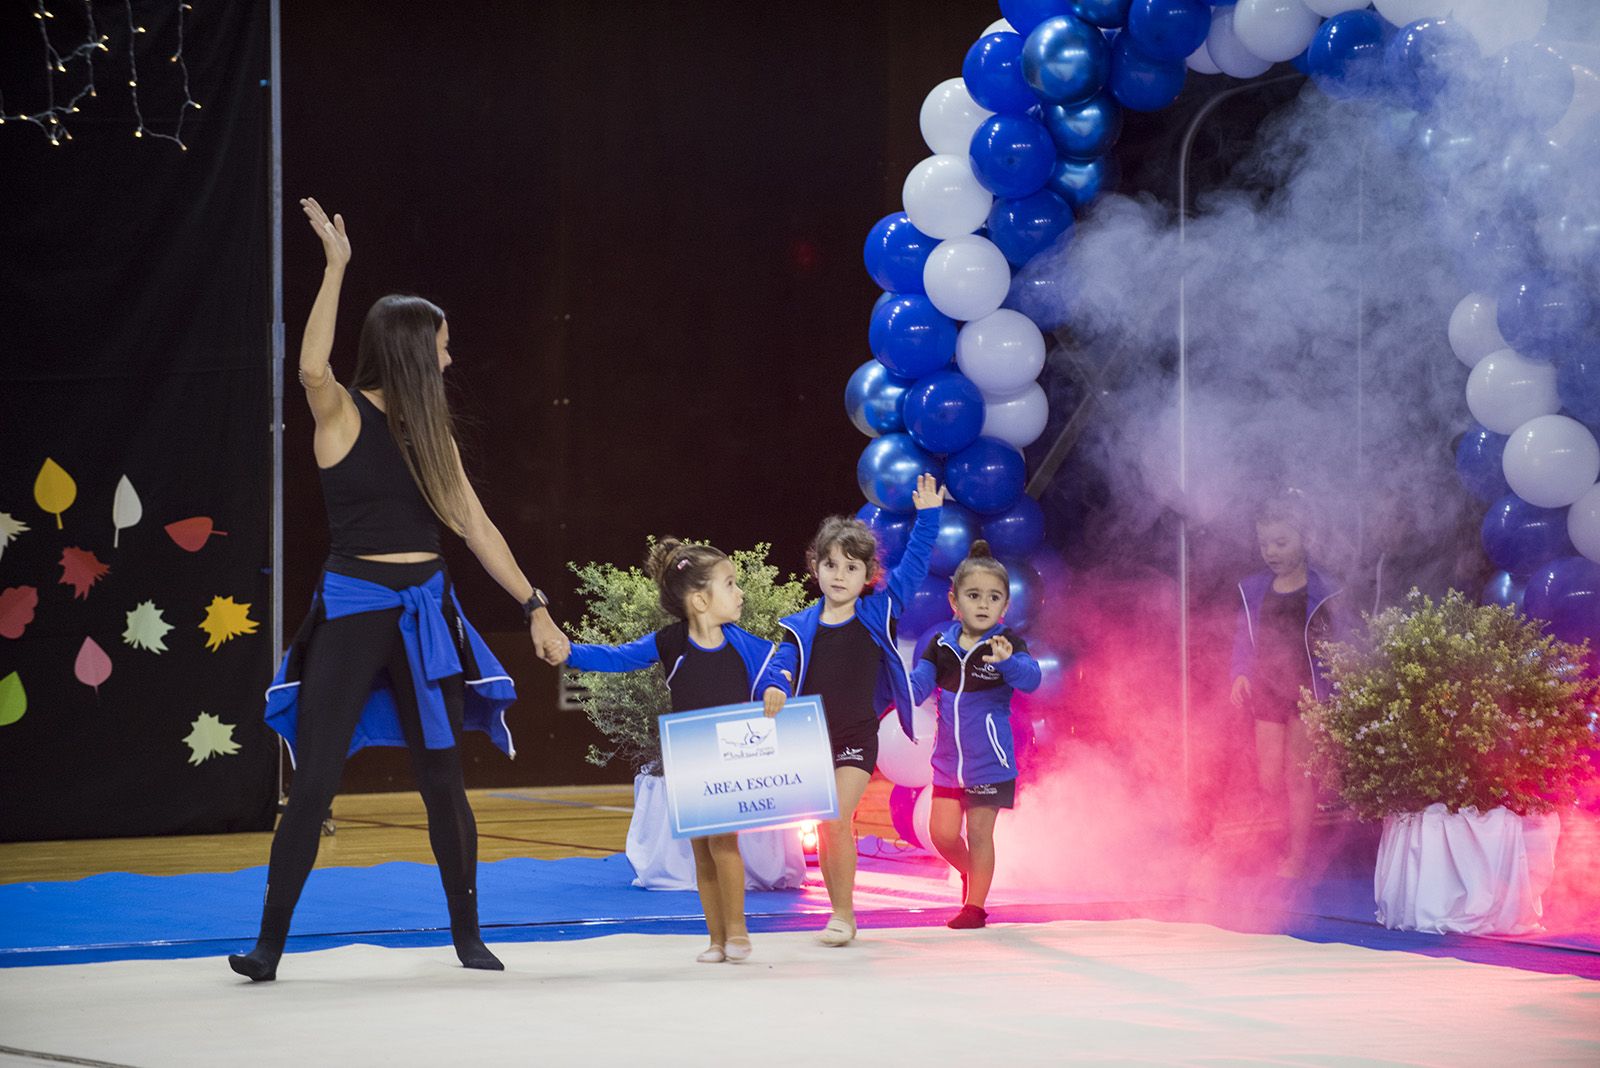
[912,541,1041,930]
[564,539,789,963]
[774,473,943,947]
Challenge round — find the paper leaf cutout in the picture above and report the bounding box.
[34,458,77,529]
[184,711,241,764]
[123,600,173,653]
[199,595,257,651]
[0,671,24,727]
[75,636,112,694]
[112,475,143,549]
[0,512,28,561]
[58,547,110,600]
[0,586,39,639]
[166,516,229,552]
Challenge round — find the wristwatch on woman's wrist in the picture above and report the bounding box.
[521,589,549,623]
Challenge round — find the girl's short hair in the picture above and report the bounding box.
[1255,488,1313,535]
[951,539,1009,593]
[644,538,728,619]
[805,516,881,585]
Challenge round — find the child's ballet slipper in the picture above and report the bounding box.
[696,944,726,963]
[724,935,753,962]
[817,917,856,947]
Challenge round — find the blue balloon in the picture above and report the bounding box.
[1455,424,1511,502]
[1456,219,1534,293]
[1523,558,1565,621]
[947,437,1028,515]
[1481,493,1576,575]
[856,503,912,568]
[869,295,958,379]
[1558,355,1600,427]
[987,189,1076,266]
[1108,32,1187,111]
[1003,0,1075,37]
[1385,17,1474,112]
[845,359,914,438]
[1306,10,1387,99]
[1542,556,1600,648]
[901,573,955,635]
[1041,92,1123,160]
[982,494,1047,557]
[1494,42,1576,132]
[1070,0,1132,30]
[964,32,1038,115]
[904,370,987,455]
[1126,0,1210,62]
[863,213,934,294]
[858,433,944,513]
[1022,15,1112,106]
[1048,154,1119,212]
[1482,570,1525,610]
[1004,251,1079,331]
[1497,272,1594,362]
[929,503,982,577]
[969,113,1058,198]
[1002,558,1045,631]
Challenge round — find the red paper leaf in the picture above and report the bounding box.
[0,586,38,639]
[75,636,112,694]
[165,516,229,553]
[58,547,110,600]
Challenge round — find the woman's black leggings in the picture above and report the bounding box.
[264,558,477,912]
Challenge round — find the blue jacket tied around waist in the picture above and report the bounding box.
[912,621,1041,788]
[773,504,942,742]
[264,569,517,761]
[1231,566,1344,703]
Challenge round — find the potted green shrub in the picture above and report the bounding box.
[567,540,812,890]
[1301,589,1596,934]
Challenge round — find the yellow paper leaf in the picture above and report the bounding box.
[124,600,173,653]
[0,512,29,562]
[183,711,240,764]
[34,458,77,530]
[0,671,24,727]
[198,595,258,651]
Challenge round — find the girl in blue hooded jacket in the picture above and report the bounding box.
[773,472,943,947]
[912,541,1041,929]
[564,538,790,964]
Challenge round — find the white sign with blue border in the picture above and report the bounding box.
[658,695,839,839]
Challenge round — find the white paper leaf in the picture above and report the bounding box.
[0,512,28,562]
[112,475,142,549]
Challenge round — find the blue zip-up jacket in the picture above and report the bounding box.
[1231,567,1344,702]
[567,620,790,703]
[772,505,942,741]
[911,621,1041,788]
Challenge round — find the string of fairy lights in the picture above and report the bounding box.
[0,0,200,149]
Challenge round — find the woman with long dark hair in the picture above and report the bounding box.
[229,198,570,981]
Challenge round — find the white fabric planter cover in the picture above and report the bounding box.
[625,772,806,891]
[1374,803,1561,935]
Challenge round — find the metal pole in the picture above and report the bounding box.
[269,0,286,801]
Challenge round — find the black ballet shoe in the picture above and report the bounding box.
[946,904,988,930]
[228,903,292,981]
[447,891,504,971]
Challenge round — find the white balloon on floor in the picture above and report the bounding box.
[920,78,994,156]
[1502,415,1600,508]
[1450,0,1547,54]
[1187,40,1222,75]
[982,383,1050,448]
[877,704,938,788]
[903,155,994,240]
[913,783,934,852]
[1566,482,1600,563]
[1372,0,1450,27]
[923,234,1012,322]
[1233,0,1322,64]
[1448,292,1507,368]
[1206,7,1274,80]
[1465,348,1560,435]
[956,308,1047,398]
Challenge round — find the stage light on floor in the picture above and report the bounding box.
[800,821,819,856]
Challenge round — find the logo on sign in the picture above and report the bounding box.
[717,719,778,762]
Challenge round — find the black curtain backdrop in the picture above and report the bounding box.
[0,1,275,840]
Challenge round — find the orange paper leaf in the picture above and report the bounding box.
[59,547,111,600]
[0,586,38,639]
[199,595,257,651]
[165,516,229,553]
[75,636,112,694]
[34,458,77,529]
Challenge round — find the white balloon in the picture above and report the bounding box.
[981,383,1050,448]
[1187,39,1222,75]
[1233,0,1322,64]
[1503,415,1600,509]
[912,783,934,851]
[876,705,937,788]
[1567,483,1600,564]
[956,309,1047,398]
[1304,0,1369,16]
[1448,292,1508,369]
[982,18,1015,36]
[1465,348,1561,435]
[919,77,994,156]
[1207,7,1274,79]
[1373,0,1447,27]
[923,234,1012,322]
[903,155,994,241]
[1450,0,1546,54]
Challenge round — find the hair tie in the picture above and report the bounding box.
[676,557,691,571]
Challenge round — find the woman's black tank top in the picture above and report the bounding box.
[319,389,441,556]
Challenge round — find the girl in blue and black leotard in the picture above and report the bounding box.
[912,540,1041,930]
[564,538,790,965]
